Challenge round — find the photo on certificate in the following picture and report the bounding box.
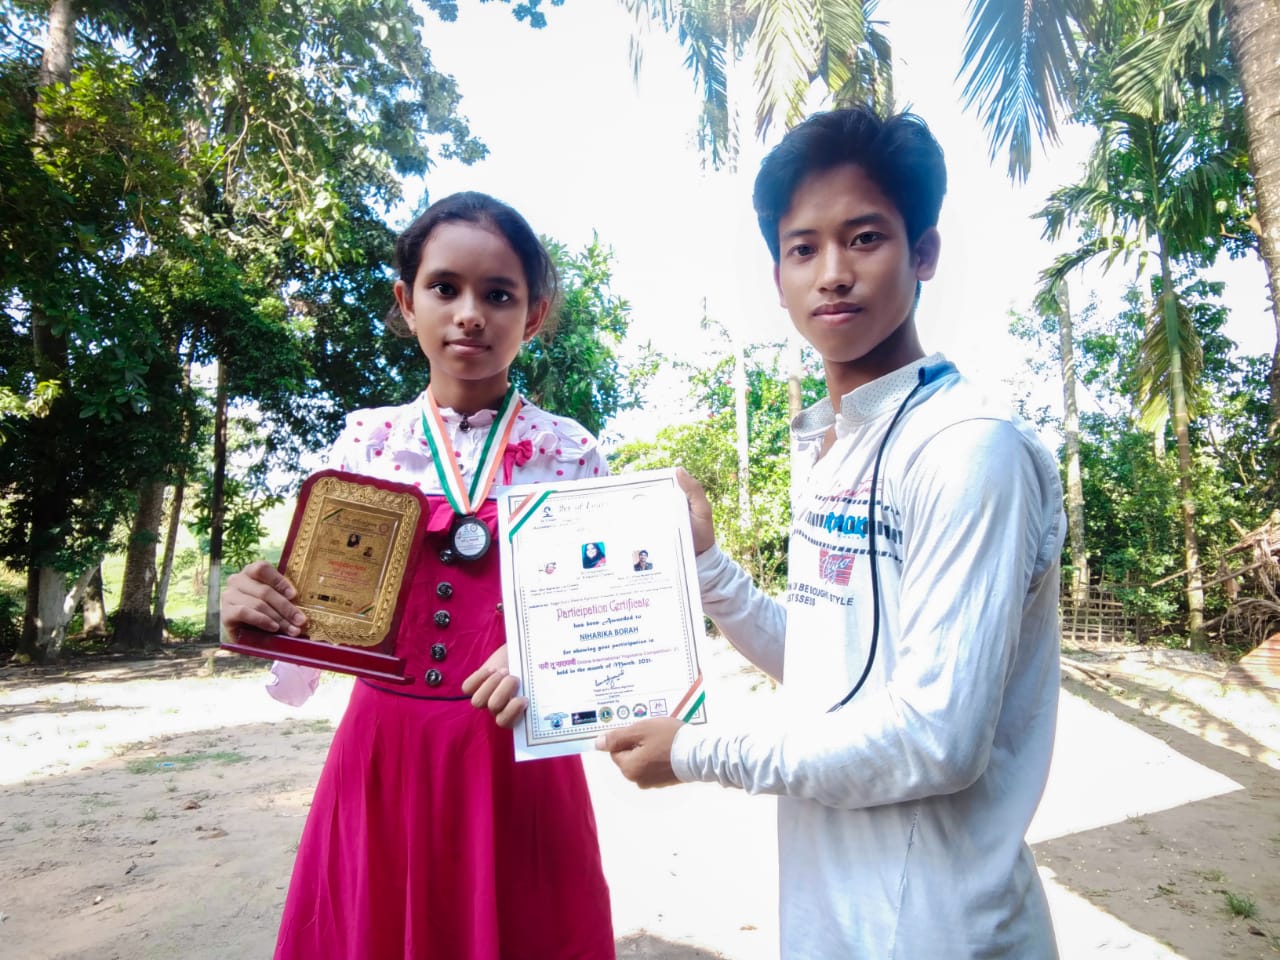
[497,469,708,761]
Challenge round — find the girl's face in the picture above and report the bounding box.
[394,220,548,412]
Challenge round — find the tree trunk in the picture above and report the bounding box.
[202,361,228,643]
[113,480,166,650]
[733,338,750,529]
[1222,0,1280,437]
[18,565,92,662]
[35,0,76,142]
[1056,283,1089,602]
[154,478,186,625]
[155,334,197,628]
[17,0,79,666]
[787,338,803,420]
[81,564,107,636]
[1159,251,1207,649]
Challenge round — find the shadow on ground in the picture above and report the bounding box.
[1034,677,1280,956]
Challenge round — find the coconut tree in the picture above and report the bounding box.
[958,0,1280,436]
[1035,281,1090,601]
[1037,97,1251,646]
[622,0,893,169]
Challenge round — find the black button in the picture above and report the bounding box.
[495,602,503,613]
[425,669,442,687]
[434,610,451,628]
[436,582,453,599]
[431,643,447,662]
[438,547,456,565]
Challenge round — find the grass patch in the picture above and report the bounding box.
[282,718,332,736]
[126,750,250,775]
[1224,891,1257,919]
[141,807,159,822]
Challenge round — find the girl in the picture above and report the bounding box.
[221,192,615,960]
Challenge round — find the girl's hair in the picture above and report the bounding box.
[387,191,560,337]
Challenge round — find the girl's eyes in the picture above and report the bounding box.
[426,281,515,304]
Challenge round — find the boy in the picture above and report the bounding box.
[597,108,1065,957]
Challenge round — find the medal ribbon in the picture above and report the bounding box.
[421,386,523,516]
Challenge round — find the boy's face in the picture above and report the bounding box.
[774,164,939,380]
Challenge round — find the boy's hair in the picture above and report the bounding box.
[389,191,559,337]
[752,107,947,263]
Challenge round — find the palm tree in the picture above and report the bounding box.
[621,0,893,170]
[1038,102,1248,647]
[1035,281,1090,602]
[958,0,1280,436]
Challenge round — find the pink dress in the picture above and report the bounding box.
[271,394,614,960]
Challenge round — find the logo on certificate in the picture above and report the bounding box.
[544,711,568,729]
[649,699,668,717]
[632,703,647,718]
[571,710,598,726]
[599,706,614,722]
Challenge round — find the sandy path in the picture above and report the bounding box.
[1,640,1277,959]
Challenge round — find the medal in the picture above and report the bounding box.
[421,386,522,562]
[451,515,491,560]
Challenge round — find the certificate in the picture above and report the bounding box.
[220,470,426,683]
[498,469,707,760]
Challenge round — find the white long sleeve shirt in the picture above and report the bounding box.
[672,356,1064,959]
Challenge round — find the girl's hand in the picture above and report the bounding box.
[220,560,306,637]
[462,644,528,728]
[675,467,715,555]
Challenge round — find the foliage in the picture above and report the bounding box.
[1012,278,1272,645]
[611,345,823,593]
[0,0,574,656]
[622,0,892,169]
[956,0,1232,181]
[513,236,637,437]
[957,0,1083,180]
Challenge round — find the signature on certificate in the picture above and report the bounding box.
[594,670,625,689]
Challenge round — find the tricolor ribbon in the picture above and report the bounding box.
[505,488,553,542]
[421,386,522,515]
[674,672,705,723]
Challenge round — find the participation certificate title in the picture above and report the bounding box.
[497,469,708,761]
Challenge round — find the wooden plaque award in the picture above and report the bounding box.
[221,470,427,683]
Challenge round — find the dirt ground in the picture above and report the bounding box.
[1,637,1278,960]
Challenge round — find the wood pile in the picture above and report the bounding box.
[1205,511,1280,649]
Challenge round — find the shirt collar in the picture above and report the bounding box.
[792,353,950,439]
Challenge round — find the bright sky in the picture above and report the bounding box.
[410,0,1273,439]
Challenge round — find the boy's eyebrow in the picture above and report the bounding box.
[780,212,894,241]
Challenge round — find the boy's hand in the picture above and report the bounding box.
[596,717,683,788]
[462,644,528,728]
[675,468,715,555]
[221,561,306,636]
